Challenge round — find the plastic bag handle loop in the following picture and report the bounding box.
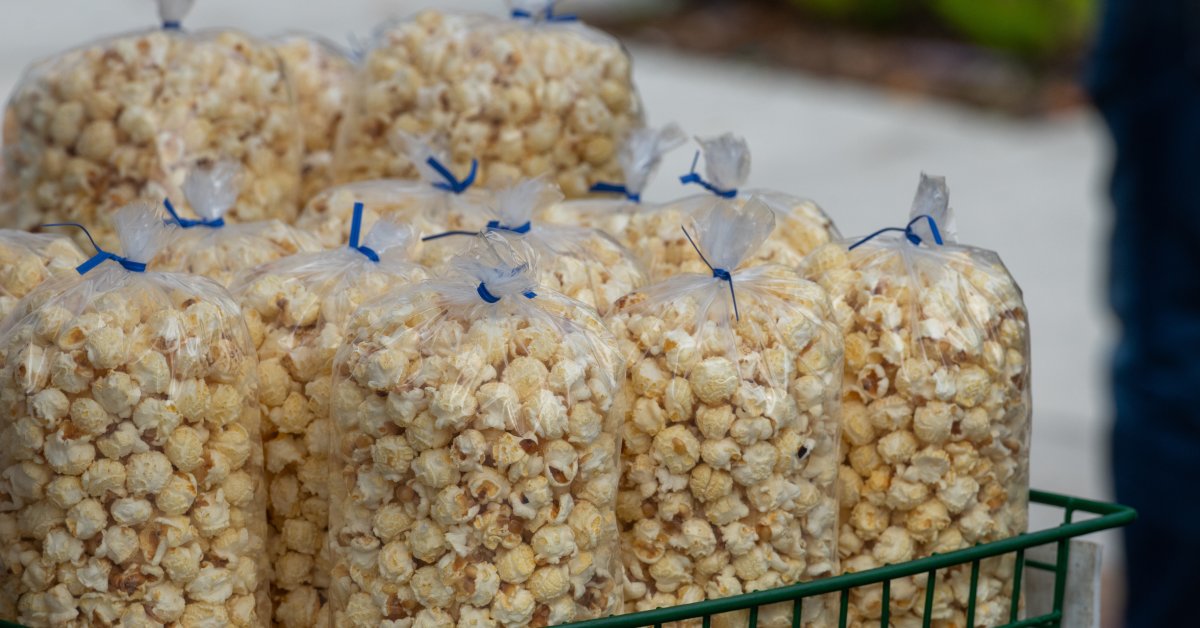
[427,157,478,194]
[41,223,147,274]
[348,202,380,262]
[682,226,740,321]
[679,151,737,199]
[848,214,945,251]
[588,182,641,202]
[163,198,225,229]
[511,7,577,22]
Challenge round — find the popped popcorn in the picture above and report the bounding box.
[229,215,428,628]
[0,231,87,323]
[599,134,839,280]
[539,123,687,229]
[0,1,302,249]
[329,238,624,627]
[151,162,322,287]
[333,3,643,197]
[295,141,492,250]
[0,204,269,627]
[418,176,648,315]
[272,33,355,202]
[607,198,842,627]
[800,175,1031,627]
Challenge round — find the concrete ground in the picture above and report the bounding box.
[0,0,1121,614]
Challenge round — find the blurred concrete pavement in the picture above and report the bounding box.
[0,0,1118,560]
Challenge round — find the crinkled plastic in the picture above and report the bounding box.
[0,203,270,627]
[151,162,322,287]
[0,0,303,250]
[799,175,1031,628]
[0,230,87,323]
[228,215,427,628]
[421,176,648,315]
[606,198,843,628]
[296,137,492,250]
[540,123,688,230]
[328,236,625,627]
[272,33,356,202]
[617,133,840,280]
[333,2,645,197]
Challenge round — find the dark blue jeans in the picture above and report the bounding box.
[1089,1,1200,625]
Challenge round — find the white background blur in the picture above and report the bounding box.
[0,0,1119,578]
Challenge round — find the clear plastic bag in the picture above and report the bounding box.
[421,176,648,315]
[333,1,644,197]
[0,230,87,323]
[296,138,492,250]
[272,33,356,202]
[540,123,688,233]
[799,175,1031,627]
[0,0,302,250]
[228,206,429,628]
[150,162,322,287]
[0,202,270,626]
[328,236,625,627]
[619,134,840,280]
[606,198,843,628]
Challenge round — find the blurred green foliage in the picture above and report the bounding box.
[788,0,1096,59]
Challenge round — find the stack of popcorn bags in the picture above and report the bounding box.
[0,0,302,250]
[0,0,1034,626]
[0,205,270,625]
[329,236,627,626]
[230,205,429,627]
[801,176,1031,626]
[334,0,644,196]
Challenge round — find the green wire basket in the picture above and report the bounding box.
[562,490,1136,628]
[0,489,1133,628]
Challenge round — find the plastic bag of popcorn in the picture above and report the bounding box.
[539,123,688,233]
[151,162,323,287]
[296,138,491,250]
[606,197,842,628]
[0,0,303,250]
[228,203,429,628]
[328,236,625,627]
[333,1,644,197]
[272,33,356,203]
[421,176,647,315]
[799,175,1031,627]
[0,230,87,322]
[0,203,270,626]
[621,133,839,280]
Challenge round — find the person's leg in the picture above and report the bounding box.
[1091,1,1200,625]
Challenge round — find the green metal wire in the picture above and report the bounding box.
[562,490,1135,628]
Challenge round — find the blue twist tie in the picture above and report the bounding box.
[162,20,182,30]
[511,6,577,22]
[476,282,536,303]
[41,223,147,274]
[848,214,945,251]
[679,152,737,199]
[348,202,380,261]
[427,157,478,194]
[589,182,641,203]
[682,226,739,321]
[163,198,225,229]
[422,220,532,242]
